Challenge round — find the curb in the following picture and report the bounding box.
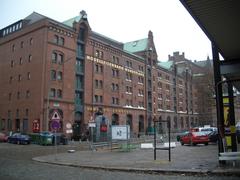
[32,157,240,177]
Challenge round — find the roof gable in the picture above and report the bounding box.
[123,38,148,53]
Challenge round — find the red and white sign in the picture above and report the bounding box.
[32,119,40,133]
[50,110,61,130]
[51,111,61,121]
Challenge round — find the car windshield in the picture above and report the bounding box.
[192,132,207,136]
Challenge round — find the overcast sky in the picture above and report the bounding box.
[0,0,212,61]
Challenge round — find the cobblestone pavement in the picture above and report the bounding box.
[33,142,240,176]
[0,142,240,180]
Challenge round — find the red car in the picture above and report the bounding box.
[180,131,209,146]
[0,132,9,142]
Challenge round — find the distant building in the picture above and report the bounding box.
[0,11,223,137]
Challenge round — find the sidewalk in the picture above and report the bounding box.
[33,143,240,176]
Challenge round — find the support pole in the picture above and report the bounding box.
[227,82,237,152]
[212,43,225,156]
[168,120,171,162]
[154,121,156,160]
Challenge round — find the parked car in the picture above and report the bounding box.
[176,131,189,142]
[180,131,209,146]
[8,133,31,145]
[52,133,68,145]
[208,131,218,143]
[0,132,9,142]
[39,132,68,145]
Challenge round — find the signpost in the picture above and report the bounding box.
[112,125,130,140]
[112,125,130,151]
[50,110,61,160]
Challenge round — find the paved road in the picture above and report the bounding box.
[0,142,239,180]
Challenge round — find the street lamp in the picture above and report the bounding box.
[45,56,74,132]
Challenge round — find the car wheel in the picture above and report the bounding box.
[193,143,196,146]
[205,143,208,146]
[180,141,184,145]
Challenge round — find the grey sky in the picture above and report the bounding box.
[0,0,212,61]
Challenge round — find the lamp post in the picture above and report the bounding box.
[45,56,74,132]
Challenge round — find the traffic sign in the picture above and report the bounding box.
[51,110,61,121]
[51,110,61,130]
[51,120,60,130]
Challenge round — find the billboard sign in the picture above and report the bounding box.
[112,125,130,140]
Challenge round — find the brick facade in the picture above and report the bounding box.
[0,11,226,137]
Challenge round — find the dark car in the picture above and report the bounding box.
[8,133,31,145]
[52,133,68,145]
[208,131,218,143]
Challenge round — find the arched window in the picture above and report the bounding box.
[112,114,119,125]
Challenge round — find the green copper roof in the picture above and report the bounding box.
[123,38,148,53]
[62,15,81,27]
[158,61,173,70]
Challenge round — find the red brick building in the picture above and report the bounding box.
[0,11,217,136]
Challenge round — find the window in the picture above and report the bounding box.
[58,54,63,64]
[126,86,133,94]
[8,93,12,101]
[112,69,119,77]
[11,60,14,67]
[138,76,144,84]
[166,75,170,80]
[78,28,85,41]
[95,64,103,74]
[138,89,144,96]
[95,50,103,58]
[57,89,62,98]
[59,37,64,46]
[19,57,23,65]
[94,95,103,103]
[57,71,62,80]
[21,41,24,48]
[27,72,31,80]
[112,83,119,91]
[16,109,19,118]
[158,82,162,88]
[50,88,56,97]
[126,72,132,81]
[18,75,22,82]
[25,109,29,117]
[76,75,83,89]
[112,56,119,64]
[12,44,15,52]
[51,70,56,80]
[9,76,13,83]
[138,65,144,72]
[112,97,119,105]
[26,90,30,98]
[166,84,170,90]
[126,61,132,68]
[28,55,32,62]
[95,50,100,57]
[158,93,163,99]
[77,44,84,57]
[17,91,20,99]
[30,38,33,45]
[51,52,57,63]
[53,35,58,44]
[95,80,103,89]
